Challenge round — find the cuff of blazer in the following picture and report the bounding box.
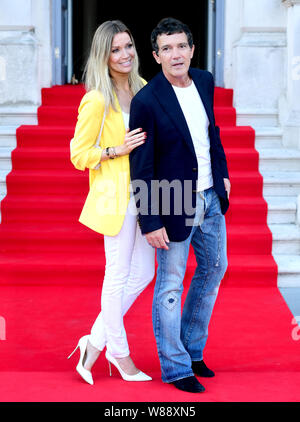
[138,214,164,235]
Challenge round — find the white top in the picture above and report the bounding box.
[172,81,213,192]
[122,111,132,194]
[122,111,130,129]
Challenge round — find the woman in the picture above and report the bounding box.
[68,21,155,384]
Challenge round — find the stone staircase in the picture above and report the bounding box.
[0,126,16,215]
[0,108,37,220]
[255,126,300,287]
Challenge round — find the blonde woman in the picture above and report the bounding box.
[68,21,155,384]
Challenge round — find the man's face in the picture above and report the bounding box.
[153,32,194,84]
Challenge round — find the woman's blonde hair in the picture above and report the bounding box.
[83,20,144,110]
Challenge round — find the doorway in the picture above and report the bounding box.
[72,0,209,83]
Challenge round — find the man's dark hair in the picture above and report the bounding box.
[151,17,194,55]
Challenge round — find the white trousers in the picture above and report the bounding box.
[89,196,155,358]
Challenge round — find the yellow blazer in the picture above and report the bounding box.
[70,89,132,236]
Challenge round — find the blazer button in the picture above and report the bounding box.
[192,189,197,193]
[192,168,197,171]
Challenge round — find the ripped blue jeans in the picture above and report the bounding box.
[153,187,227,383]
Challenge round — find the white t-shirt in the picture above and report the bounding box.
[122,110,130,129]
[122,110,132,194]
[172,81,213,192]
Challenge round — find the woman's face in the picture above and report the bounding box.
[108,32,135,76]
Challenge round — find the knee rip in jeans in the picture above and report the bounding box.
[213,220,223,268]
[214,251,220,268]
[162,293,178,311]
[215,250,226,269]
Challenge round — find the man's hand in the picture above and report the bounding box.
[224,178,231,199]
[145,227,170,250]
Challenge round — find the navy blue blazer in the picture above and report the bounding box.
[129,68,229,242]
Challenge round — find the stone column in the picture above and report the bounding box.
[0,0,51,108]
[224,0,286,128]
[0,0,51,125]
[280,0,300,149]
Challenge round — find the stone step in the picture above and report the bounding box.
[275,254,300,287]
[262,172,300,197]
[258,147,300,172]
[0,126,17,148]
[0,170,8,222]
[0,170,7,197]
[0,106,37,126]
[265,196,297,224]
[236,108,278,128]
[255,127,283,149]
[0,147,13,170]
[269,224,300,255]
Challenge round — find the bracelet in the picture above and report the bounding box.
[105,146,117,159]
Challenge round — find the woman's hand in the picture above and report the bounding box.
[116,128,146,156]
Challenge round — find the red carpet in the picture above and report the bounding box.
[0,84,299,402]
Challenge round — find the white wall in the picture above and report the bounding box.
[224,0,287,125]
[0,0,32,26]
[279,0,300,148]
[0,0,52,106]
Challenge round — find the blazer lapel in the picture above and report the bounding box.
[152,72,196,156]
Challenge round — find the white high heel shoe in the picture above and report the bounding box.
[106,350,152,382]
[68,335,94,385]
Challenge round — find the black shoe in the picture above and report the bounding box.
[192,360,215,378]
[171,376,205,393]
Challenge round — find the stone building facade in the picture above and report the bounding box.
[0,0,299,286]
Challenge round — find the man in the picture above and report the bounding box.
[129,18,230,393]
